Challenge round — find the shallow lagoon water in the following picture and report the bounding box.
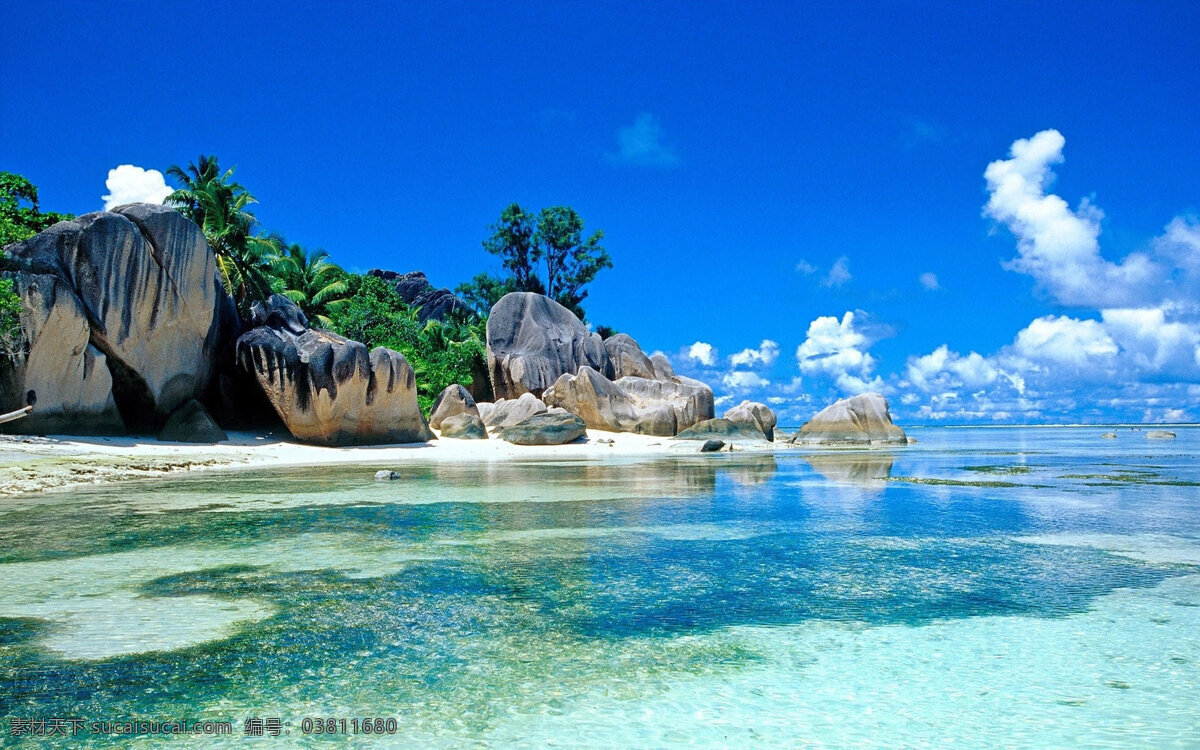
[1,427,1198,747]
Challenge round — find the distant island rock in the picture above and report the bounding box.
[795,392,907,444]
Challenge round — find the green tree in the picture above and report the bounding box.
[270,242,351,329]
[0,172,73,247]
[166,156,276,313]
[330,274,487,414]
[463,203,611,320]
[0,253,21,358]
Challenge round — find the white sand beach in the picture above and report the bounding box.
[0,429,773,497]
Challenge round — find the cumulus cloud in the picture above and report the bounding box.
[723,371,770,391]
[686,341,717,367]
[919,272,940,290]
[821,256,852,287]
[730,339,780,368]
[795,312,883,394]
[1008,315,1118,369]
[610,113,679,167]
[984,130,1163,308]
[102,165,173,210]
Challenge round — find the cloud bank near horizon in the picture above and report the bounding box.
[666,130,1200,425]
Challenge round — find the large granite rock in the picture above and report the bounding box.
[649,353,675,381]
[429,384,479,430]
[158,399,227,443]
[481,392,548,429]
[674,417,772,443]
[1,204,229,433]
[486,292,610,400]
[723,400,777,441]
[616,375,714,433]
[0,273,122,434]
[603,333,656,380]
[367,269,469,323]
[236,296,432,446]
[543,366,676,436]
[439,412,488,440]
[500,409,587,445]
[795,393,907,444]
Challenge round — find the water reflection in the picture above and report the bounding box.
[805,452,894,484]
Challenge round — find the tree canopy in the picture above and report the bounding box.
[0,172,73,247]
[458,203,611,320]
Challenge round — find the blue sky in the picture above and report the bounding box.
[3,0,1199,424]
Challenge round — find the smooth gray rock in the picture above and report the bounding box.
[374,470,400,480]
[237,299,433,446]
[0,272,123,435]
[1,205,226,432]
[1146,430,1176,440]
[158,399,227,443]
[674,418,771,443]
[603,333,656,380]
[795,393,907,444]
[481,392,548,429]
[649,353,676,381]
[615,375,714,433]
[501,409,587,445]
[367,269,469,323]
[723,400,778,441]
[700,439,725,452]
[542,366,676,436]
[439,412,488,439]
[430,384,479,430]
[485,292,610,399]
[1101,432,1117,439]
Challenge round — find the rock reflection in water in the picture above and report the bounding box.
[804,453,895,485]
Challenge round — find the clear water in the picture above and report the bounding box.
[1,427,1198,747]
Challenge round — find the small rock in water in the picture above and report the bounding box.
[596,438,614,444]
[1101,432,1117,439]
[700,439,725,453]
[1146,430,1176,440]
[374,470,401,480]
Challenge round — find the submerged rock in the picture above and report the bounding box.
[237,297,432,446]
[439,412,488,439]
[429,384,479,430]
[723,400,778,441]
[1101,432,1117,439]
[500,409,587,445]
[374,470,400,480]
[795,393,907,445]
[1146,430,1176,440]
[485,292,609,400]
[158,399,227,443]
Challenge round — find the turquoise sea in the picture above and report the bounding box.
[1,427,1198,747]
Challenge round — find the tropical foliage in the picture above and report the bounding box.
[457,202,611,320]
[0,171,72,247]
[328,275,487,413]
[270,241,350,328]
[166,156,277,312]
[0,256,21,358]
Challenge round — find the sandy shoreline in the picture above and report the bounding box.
[0,428,777,497]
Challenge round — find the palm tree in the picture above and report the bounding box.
[270,242,350,329]
[165,155,275,313]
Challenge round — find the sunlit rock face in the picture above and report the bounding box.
[485,292,610,400]
[796,392,907,444]
[236,295,432,446]
[723,400,777,441]
[1,204,227,433]
[543,366,677,436]
[430,384,479,430]
[603,333,656,380]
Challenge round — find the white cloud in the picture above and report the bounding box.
[795,311,881,394]
[795,260,817,274]
[730,339,780,368]
[1100,308,1200,375]
[610,113,679,167]
[984,130,1162,307]
[1009,315,1118,368]
[821,256,852,287]
[723,371,770,390]
[686,341,717,367]
[102,165,173,210]
[919,272,940,290]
